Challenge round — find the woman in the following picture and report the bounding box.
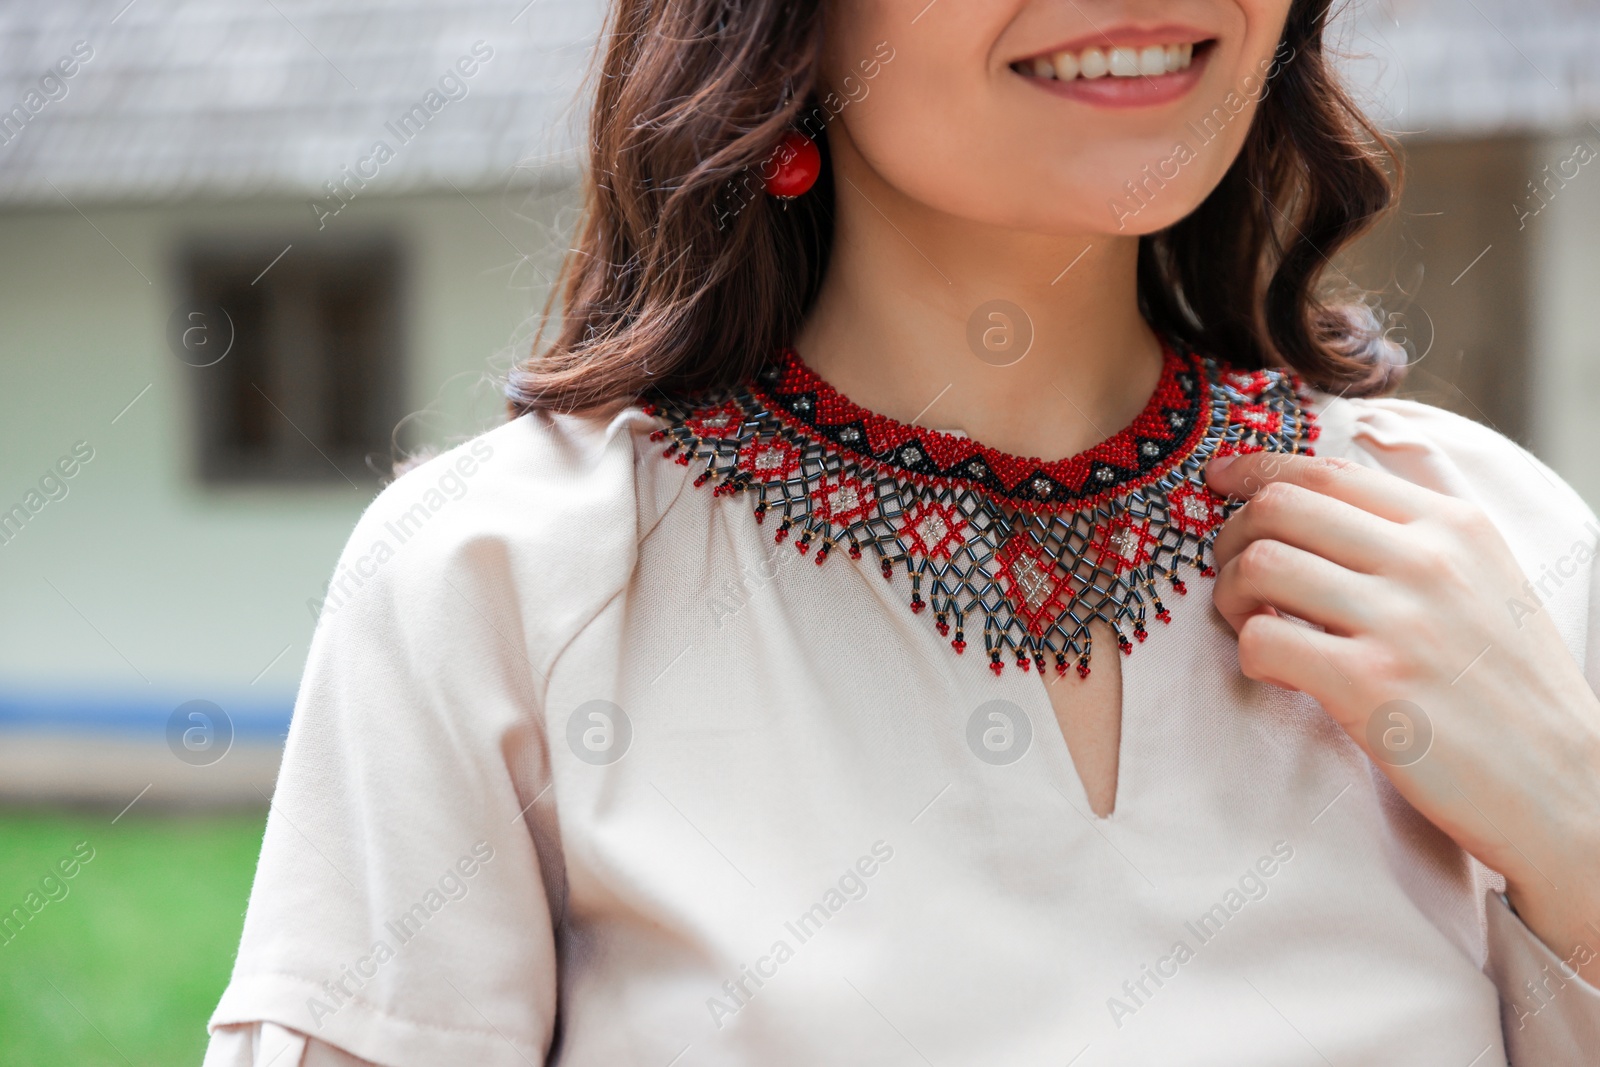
[205,0,1600,1063]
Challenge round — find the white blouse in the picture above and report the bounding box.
[204,378,1600,1066]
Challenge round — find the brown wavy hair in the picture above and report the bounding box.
[507,0,1402,417]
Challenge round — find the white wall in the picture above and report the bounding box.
[0,187,571,722]
[1531,126,1600,513]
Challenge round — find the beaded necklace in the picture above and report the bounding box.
[645,339,1318,677]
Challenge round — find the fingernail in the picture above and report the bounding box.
[1207,454,1238,476]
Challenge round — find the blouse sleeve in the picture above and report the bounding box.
[202,407,651,1067]
[1487,520,1600,1063]
[1314,393,1600,1064]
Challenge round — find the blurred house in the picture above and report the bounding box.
[1331,0,1600,503]
[0,0,1597,803]
[0,0,599,803]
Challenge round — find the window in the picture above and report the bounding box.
[179,242,404,485]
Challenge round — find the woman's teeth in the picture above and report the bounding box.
[1020,42,1196,81]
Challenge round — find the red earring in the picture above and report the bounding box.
[761,131,821,200]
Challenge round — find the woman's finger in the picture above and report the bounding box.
[1234,611,1357,702]
[1211,536,1376,636]
[1209,478,1402,576]
[1206,450,1438,526]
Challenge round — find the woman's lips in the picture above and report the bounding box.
[1014,40,1215,109]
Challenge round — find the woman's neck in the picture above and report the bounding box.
[793,133,1164,462]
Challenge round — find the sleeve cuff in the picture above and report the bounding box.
[204,1022,386,1067]
[208,972,542,1067]
[1485,888,1600,1064]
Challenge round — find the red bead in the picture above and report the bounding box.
[762,132,822,199]
[909,598,925,614]
[952,639,966,654]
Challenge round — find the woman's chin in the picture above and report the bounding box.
[991,182,1212,238]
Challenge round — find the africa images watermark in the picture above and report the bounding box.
[308,439,496,621]
[310,41,495,230]
[706,840,896,1029]
[0,841,96,948]
[1505,910,1600,1033]
[1106,840,1296,1028]
[1108,39,1296,231]
[305,840,497,1027]
[706,537,803,629]
[0,439,95,548]
[1515,136,1598,231]
[0,40,94,146]
[1505,519,1600,629]
[715,40,897,230]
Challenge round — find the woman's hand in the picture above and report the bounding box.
[1205,450,1600,982]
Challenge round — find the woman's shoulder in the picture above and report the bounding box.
[314,401,685,673]
[1306,389,1600,653]
[1305,389,1595,528]
[361,402,660,550]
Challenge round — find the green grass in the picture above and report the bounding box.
[0,809,266,1067]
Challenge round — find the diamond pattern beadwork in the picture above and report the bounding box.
[644,338,1319,677]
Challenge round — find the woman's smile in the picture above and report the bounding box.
[1010,26,1218,108]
